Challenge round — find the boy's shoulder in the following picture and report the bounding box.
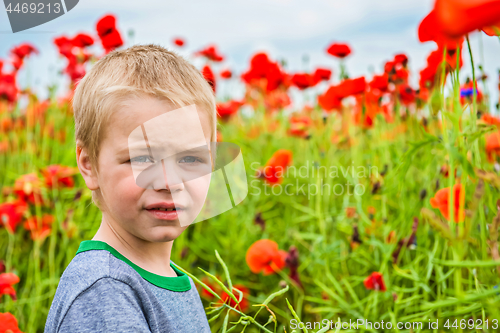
[44,249,151,332]
[58,248,142,292]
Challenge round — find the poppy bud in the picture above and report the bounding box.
[421,117,428,127]
[380,164,388,177]
[419,189,427,201]
[180,246,189,259]
[285,246,302,288]
[440,165,449,177]
[352,224,362,244]
[73,189,83,201]
[285,246,299,269]
[254,212,265,231]
[434,179,440,191]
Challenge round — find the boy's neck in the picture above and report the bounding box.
[92,216,177,278]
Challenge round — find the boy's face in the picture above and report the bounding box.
[89,96,212,243]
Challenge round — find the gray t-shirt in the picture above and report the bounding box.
[44,240,211,333]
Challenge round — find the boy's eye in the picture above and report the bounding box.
[179,156,202,164]
[130,155,155,164]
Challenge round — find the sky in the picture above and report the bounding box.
[1,0,499,111]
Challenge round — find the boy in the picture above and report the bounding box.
[44,44,217,332]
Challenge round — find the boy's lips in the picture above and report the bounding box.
[144,202,186,221]
[144,202,185,210]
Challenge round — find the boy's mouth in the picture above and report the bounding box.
[144,202,185,210]
[145,207,185,221]
[144,202,186,221]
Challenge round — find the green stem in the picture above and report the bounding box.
[465,35,481,167]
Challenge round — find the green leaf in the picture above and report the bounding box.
[286,298,308,333]
[198,267,239,305]
[215,250,233,291]
[170,263,222,300]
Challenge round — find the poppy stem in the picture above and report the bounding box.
[465,34,481,167]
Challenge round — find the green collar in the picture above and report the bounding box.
[76,240,191,292]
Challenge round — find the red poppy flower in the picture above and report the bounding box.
[318,85,343,112]
[258,149,293,184]
[482,24,500,36]
[0,199,28,233]
[364,272,386,291]
[10,43,38,61]
[41,165,78,189]
[434,0,500,39]
[54,35,73,58]
[216,100,244,120]
[23,214,55,241]
[0,73,18,103]
[418,9,464,49]
[353,99,381,129]
[0,273,20,300]
[398,84,416,105]
[96,14,123,53]
[13,173,44,205]
[0,312,23,333]
[220,284,250,312]
[340,77,366,96]
[71,33,94,48]
[313,68,332,82]
[195,45,224,62]
[291,73,317,90]
[288,115,313,138]
[246,239,287,275]
[394,53,409,67]
[318,77,366,112]
[485,131,500,162]
[96,14,116,37]
[201,65,216,93]
[220,69,232,79]
[481,113,500,127]
[241,53,288,92]
[430,183,466,223]
[173,38,185,47]
[326,43,352,58]
[419,44,463,89]
[370,74,389,92]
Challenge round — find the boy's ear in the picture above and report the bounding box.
[76,141,99,191]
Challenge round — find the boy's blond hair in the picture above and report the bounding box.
[73,44,217,210]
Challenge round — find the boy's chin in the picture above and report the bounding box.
[147,227,187,243]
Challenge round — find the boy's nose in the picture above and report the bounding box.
[155,159,185,192]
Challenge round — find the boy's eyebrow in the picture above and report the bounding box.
[119,146,149,155]
[121,145,211,159]
[181,145,210,153]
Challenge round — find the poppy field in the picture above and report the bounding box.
[3,1,500,332]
